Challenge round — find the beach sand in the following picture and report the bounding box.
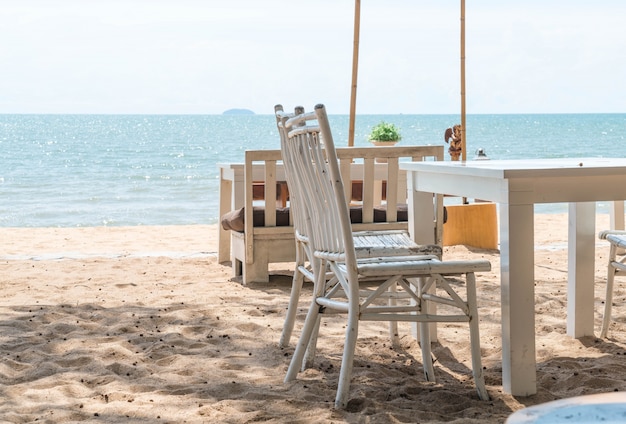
[1,215,626,423]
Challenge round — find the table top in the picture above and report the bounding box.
[400,157,626,179]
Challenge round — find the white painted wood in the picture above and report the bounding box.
[610,201,625,230]
[218,145,444,285]
[609,201,626,256]
[281,104,490,409]
[567,202,596,338]
[218,165,234,263]
[274,105,444,348]
[500,202,537,395]
[597,230,626,337]
[401,157,626,397]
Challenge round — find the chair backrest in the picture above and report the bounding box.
[278,103,445,248]
[282,104,357,266]
[275,105,312,245]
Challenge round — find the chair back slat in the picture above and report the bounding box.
[276,106,320,245]
[278,104,445,245]
[284,105,357,265]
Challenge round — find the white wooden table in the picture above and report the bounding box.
[400,157,626,397]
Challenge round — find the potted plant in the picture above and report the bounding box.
[368,121,402,146]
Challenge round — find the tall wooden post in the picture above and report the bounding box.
[348,0,361,147]
[460,0,467,160]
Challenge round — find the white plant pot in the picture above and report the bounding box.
[370,141,398,147]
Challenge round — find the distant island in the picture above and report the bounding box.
[223,108,255,115]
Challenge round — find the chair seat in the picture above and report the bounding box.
[605,233,626,249]
[353,230,442,258]
[351,257,491,277]
[318,254,490,277]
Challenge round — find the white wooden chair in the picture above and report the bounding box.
[281,104,491,409]
[274,104,443,349]
[598,230,626,337]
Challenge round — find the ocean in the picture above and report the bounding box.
[1,113,625,227]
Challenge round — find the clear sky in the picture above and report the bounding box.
[1,0,625,115]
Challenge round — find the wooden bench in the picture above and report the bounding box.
[218,145,444,284]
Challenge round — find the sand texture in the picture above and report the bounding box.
[1,215,626,423]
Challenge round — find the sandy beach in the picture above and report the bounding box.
[1,214,626,423]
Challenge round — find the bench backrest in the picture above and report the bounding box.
[243,146,443,232]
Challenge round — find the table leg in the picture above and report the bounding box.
[406,180,437,245]
[567,202,596,338]
[610,201,626,255]
[500,202,537,396]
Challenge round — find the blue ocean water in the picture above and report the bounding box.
[1,113,625,227]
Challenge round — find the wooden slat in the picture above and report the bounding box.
[362,157,375,223]
[236,145,445,268]
[244,151,256,264]
[386,157,399,222]
[264,160,277,227]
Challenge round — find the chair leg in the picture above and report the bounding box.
[600,244,618,338]
[334,304,360,409]
[285,298,321,382]
[419,319,435,382]
[389,283,400,346]
[279,268,304,348]
[466,272,489,400]
[279,242,306,348]
[417,276,435,382]
[303,315,321,370]
[285,257,325,382]
[303,262,337,368]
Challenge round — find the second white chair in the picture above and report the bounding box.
[598,230,626,337]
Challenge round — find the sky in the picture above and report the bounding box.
[1,0,625,115]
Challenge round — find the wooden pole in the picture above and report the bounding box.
[348,0,361,147]
[460,0,467,160]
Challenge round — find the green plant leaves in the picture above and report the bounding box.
[367,121,401,142]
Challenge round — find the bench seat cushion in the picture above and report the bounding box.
[221,206,291,232]
[349,203,408,223]
[221,204,410,233]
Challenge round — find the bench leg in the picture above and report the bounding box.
[243,256,270,284]
[233,258,243,277]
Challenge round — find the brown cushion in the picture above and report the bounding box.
[221,206,291,232]
[221,208,246,232]
[349,203,408,223]
[221,203,429,233]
